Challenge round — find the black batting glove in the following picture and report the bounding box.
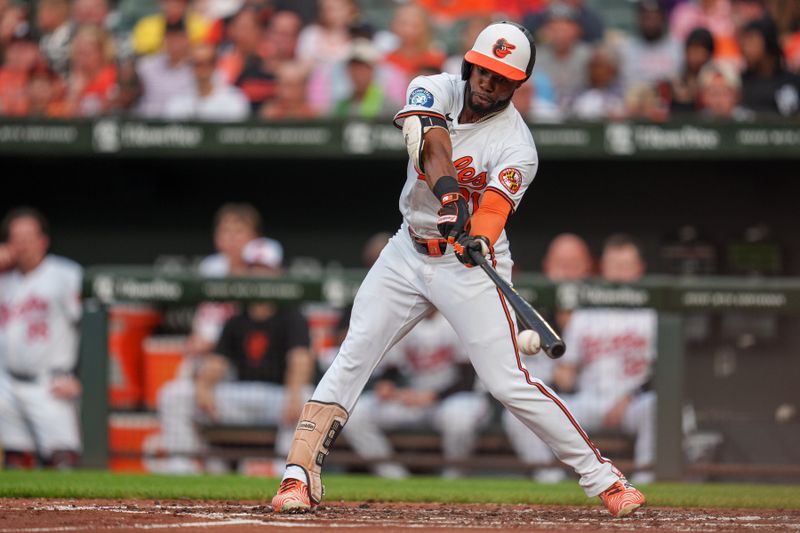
[433,176,469,243]
[454,234,491,267]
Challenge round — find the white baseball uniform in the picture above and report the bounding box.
[504,307,657,478]
[0,255,83,456]
[343,311,490,477]
[303,72,622,496]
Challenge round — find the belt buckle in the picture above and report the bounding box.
[427,240,443,257]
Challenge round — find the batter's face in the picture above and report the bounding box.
[465,65,522,116]
[7,216,49,273]
[601,245,645,283]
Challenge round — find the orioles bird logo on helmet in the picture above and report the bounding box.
[492,38,516,59]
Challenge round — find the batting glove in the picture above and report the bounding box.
[454,234,491,267]
[433,176,469,243]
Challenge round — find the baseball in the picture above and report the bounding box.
[517,329,541,355]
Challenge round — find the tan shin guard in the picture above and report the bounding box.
[286,400,349,504]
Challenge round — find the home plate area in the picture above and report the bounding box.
[1,499,799,532]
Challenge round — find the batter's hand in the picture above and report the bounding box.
[454,235,490,266]
[432,176,469,242]
[437,193,470,242]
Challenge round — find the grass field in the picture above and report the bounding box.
[1,470,799,509]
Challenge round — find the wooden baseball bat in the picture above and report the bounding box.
[469,248,566,359]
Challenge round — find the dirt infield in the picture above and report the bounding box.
[1,498,799,532]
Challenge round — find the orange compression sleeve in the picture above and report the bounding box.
[469,189,513,245]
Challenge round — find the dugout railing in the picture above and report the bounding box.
[79,268,800,480]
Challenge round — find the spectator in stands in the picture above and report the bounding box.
[0,207,83,470]
[511,72,564,123]
[165,42,250,121]
[158,238,313,474]
[626,83,670,121]
[131,0,210,56]
[296,0,357,65]
[231,10,302,112]
[217,6,263,85]
[619,0,683,92]
[416,0,545,24]
[259,62,317,119]
[532,3,591,108]
[37,0,73,76]
[72,0,111,28]
[384,4,446,79]
[63,25,117,116]
[697,60,754,120]
[135,17,194,118]
[670,0,738,60]
[442,15,492,76]
[504,234,657,484]
[665,27,716,115]
[0,21,41,116]
[26,63,67,117]
[262,10,302,64]
[570,44,627,121]
[108,57,141,114]
[0,3,28,52]
[332,38,393,118]
[344,309,489,479]
[524,0,605,44]
[739,18,800,116]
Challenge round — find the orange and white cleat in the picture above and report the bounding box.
[599,478,646,518]
[271,478,315,514]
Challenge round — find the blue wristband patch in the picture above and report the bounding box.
[409,87,434,108]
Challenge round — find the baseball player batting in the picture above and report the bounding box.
[272,21,646,518]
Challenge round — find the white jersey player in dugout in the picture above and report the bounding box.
[0,209,83,468]
[272,22,647,518]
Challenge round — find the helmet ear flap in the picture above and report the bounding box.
[461,59,472,81]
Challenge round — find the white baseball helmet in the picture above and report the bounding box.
[462,21,536,82]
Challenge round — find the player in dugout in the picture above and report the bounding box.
[271,21,646,518]
[0,207,83,469]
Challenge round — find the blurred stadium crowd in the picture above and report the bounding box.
[1,0,800,122]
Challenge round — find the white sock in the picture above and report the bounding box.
[282,465,308,484]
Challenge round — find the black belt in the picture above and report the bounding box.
[408,228,448,257]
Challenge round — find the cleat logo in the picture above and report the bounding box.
[492,38,516,58]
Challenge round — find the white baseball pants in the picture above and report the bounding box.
[311,228,620,496]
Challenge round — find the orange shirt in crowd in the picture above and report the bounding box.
[385,49,446,76]
[415,0,544,21]
[217,50,245,85]
[0,69,30,116]
[72,65,117,115]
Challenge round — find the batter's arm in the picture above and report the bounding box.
[420,127,457,190]
[418,127,471,241]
